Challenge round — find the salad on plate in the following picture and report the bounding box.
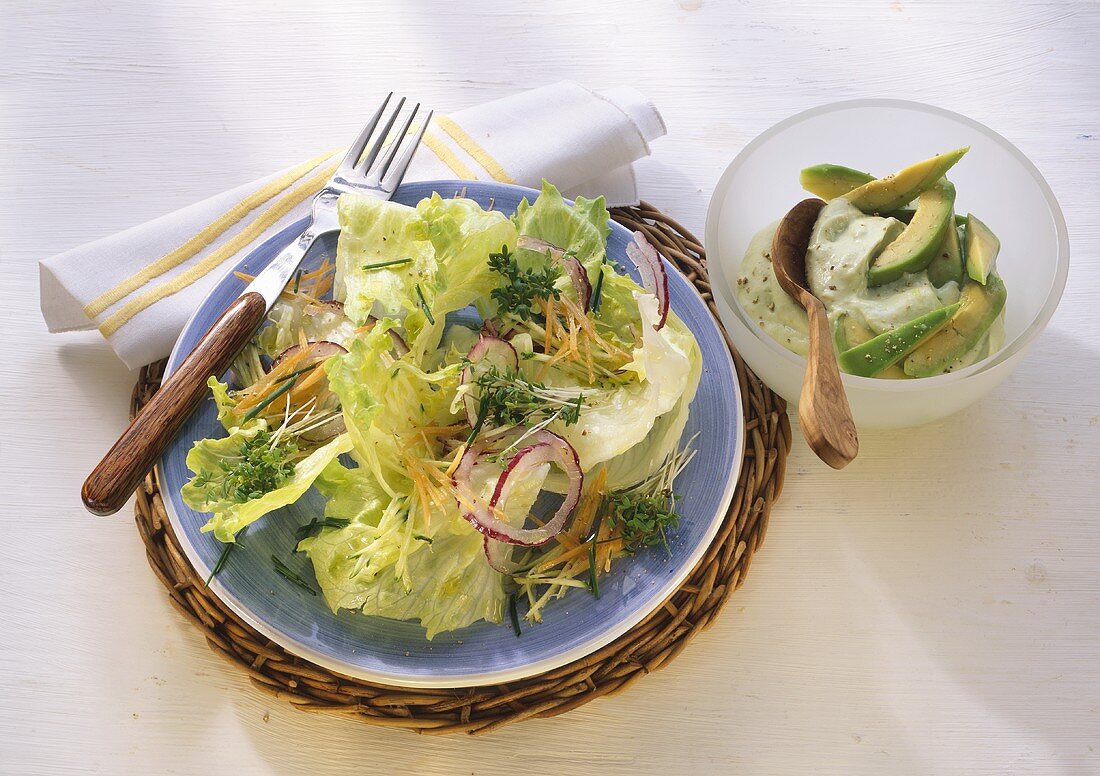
[181,182,702,639]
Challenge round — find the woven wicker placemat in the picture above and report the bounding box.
[131,202,791,735]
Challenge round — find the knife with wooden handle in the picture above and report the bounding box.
[81,232,327,516]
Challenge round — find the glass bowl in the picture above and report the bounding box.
[706,99,1069,429]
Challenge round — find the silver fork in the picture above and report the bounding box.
[83,94,431,515]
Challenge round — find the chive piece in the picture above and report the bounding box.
[415,283,436,325]
[589,267,606,313]
[466,394,490,445]
[273,362,320,385]
[242,376,297,422]
[413,534,433,544]
[206,526,247,586]
[362,257,414,271]
[588,536,600,599]
[508,594,522,637]
[292,269,304,293]
[294,517,351,541]
[271,555,318,596]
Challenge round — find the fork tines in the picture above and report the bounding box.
[338,93,432,193]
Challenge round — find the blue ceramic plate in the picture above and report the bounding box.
[159,181,743,688]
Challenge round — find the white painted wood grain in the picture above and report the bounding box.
[2,1,1098,774]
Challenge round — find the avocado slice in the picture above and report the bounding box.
[890,208,967,227]
[964,213,1000,284]
[837,304,960,377]
[800,164,875,200]
[845,147,969,214]
[833,313,874,351]
[833,314,906,378]
[903,275,1007,377]
[926,214,966,287]
[867,180,955,287]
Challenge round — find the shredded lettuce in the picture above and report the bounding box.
[300,443,547,638]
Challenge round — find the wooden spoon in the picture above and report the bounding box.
[771,198,858,469]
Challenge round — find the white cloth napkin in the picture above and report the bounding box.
[40,81,666,369]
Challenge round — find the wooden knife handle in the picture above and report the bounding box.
[82,291,268,516]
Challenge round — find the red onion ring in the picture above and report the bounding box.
[459,335,519,426]
[454,430,583,548]
[483,536,518,574]
[517,235,592,309]
[625,231,669,330]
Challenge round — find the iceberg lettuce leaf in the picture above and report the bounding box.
[512,181,610,278]
[325,322,460,492]
[257,297,359,357]
[183,423,352,542]
[335,194,436,326]
[406,195,518,355]
[547,290,694,472]
[207,376,239,430]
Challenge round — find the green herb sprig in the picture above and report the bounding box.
[206,525,248,586]
[473,367,584,429]
[589,266,606,314]
[193,430,297,504]
[604,490,681,555]
[294,517,351,541]
[488,245,561,320]
[242,376,298,422]
[362,257,413,271]
[415,283,436,325]
[587,534,601,599]
[508,593,522,637]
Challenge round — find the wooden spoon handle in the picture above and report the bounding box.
[798,294,859,469]
[81,291,268,516]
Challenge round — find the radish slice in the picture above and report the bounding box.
[625,231,669,330]
[516,235,592,309]
[454,429,583,547]
[386,328,410,356]
[459,335,519,426]
[357,313,410,356]
[269,340,348,371]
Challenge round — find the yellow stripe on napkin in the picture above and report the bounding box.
[84,152,335,319]
[98,159,340,338]
[434,116,515,184]
[422,130,478,180]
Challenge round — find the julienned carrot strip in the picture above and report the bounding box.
[234,347,310,411]
[543,297,555,354]
[583,328,595,383]
[535,542,591,572]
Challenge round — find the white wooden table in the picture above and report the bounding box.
[4,1,1098,773]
